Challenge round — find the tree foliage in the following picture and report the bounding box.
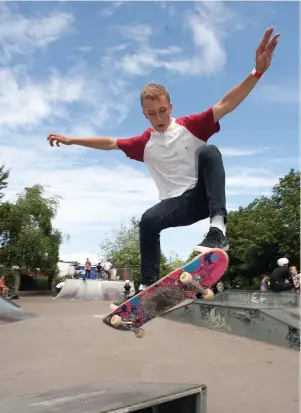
[225,169,300,286]
[100,217,184,284]
[0,164,9,200]
[0,169,65,280]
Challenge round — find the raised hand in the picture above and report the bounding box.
[255,27,280,73]
[47,133,72,147]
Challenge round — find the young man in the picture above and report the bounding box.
[48,28,279,294]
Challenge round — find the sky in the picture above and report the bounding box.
[0,1,300,265]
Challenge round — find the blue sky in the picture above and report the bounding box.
[0,1,299,264]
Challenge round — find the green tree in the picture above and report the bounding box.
[225,169,300,286]
[0,185,64,284]
[270,169,300,262]
[0,163,9,200]
[100,216,174,286]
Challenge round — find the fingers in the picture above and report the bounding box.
[259,26,274,48]
[267,33,280,52]
[47,134,60,147]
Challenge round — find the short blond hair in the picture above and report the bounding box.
[140,83,170,106]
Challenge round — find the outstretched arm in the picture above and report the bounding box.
[212,27,280,122]
[47,134,119,150]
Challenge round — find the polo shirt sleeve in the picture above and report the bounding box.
[179,107,220,142]
[117,129,151,162]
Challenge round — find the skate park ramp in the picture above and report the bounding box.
[54,279,134,301]
[0,296,37,325]
[162,290,300,350]
[0,381,206,413]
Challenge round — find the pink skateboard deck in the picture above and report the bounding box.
[103,249,229,338]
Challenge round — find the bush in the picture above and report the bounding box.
[34,277,49,291]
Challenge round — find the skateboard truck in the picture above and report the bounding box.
[110,315,145,339]
[180,272,214,300]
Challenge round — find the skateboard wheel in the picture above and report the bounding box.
[111,315,122,327]
[203,289,214,301]
[180,272,193,285]
[135,328,145,339]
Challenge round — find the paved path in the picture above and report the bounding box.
[0,297,299,413]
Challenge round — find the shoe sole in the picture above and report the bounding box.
[194,244,229,253]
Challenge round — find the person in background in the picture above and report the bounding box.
[260,275,269,292]
[84,258,91,281]
[0,275,9,298]
[96,262,102,280]
[289,266,300,292]
[270,258,294,292]
[123,280,131,299]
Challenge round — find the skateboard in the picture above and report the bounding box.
[102,249,229,338]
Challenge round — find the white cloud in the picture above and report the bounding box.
[257,84,299,104]
[75,46,93,53]
[158,1,176,17]
[0,139,157,228]
[226,168,279,192]
[113,2,242,77]
[220,147,271,157]
[0,62,133,134]
[98,2,123,18]
[0,66,86,128]
[0,4,74,64]
[0,5,135,133]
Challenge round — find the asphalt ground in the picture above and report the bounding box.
[0,296,299,413]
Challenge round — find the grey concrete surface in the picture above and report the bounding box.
[0,297,299,413]
[162,301,300,350]
[0,296,37,325]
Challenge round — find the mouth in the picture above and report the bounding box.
[157,124,165,128]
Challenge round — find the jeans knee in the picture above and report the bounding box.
[140,209,161,233]
[198,145,222,162]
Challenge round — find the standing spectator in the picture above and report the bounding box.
[84,258,91,281]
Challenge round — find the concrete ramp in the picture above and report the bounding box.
[0,381,206,413]
[0,297,37,325]
[162,290,300,350]
[54,279,134,301]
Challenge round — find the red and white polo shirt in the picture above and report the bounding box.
[117,107,220,200]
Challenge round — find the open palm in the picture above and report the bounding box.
[255,27,280,73]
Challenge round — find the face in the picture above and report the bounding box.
[290,267,297,276]
[142,95,172,132]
